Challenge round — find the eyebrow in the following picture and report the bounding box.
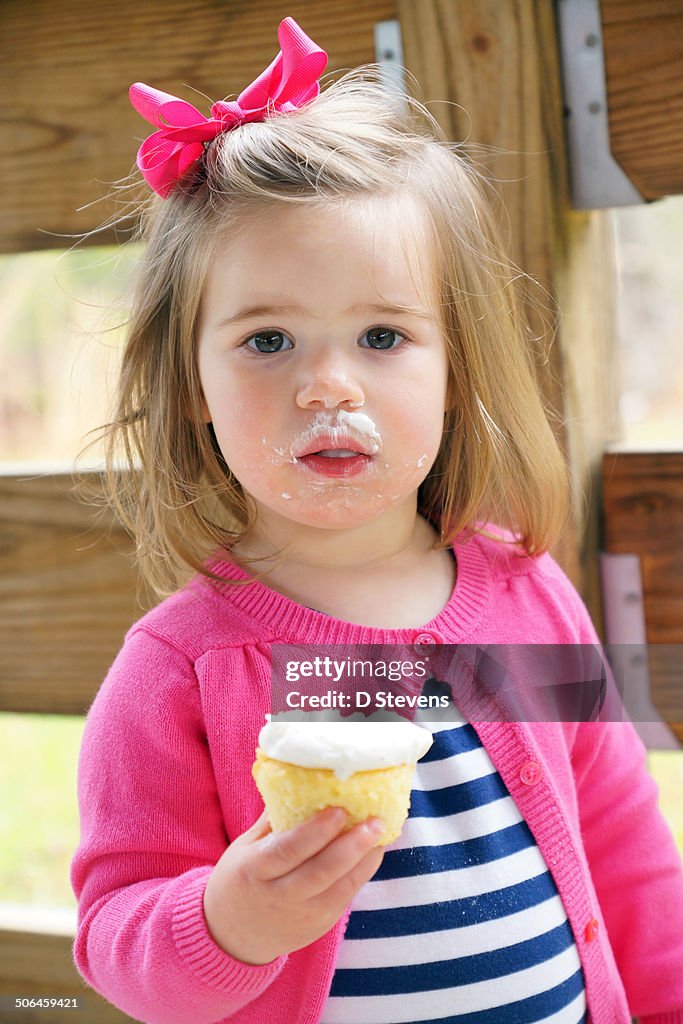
[211,301,437,331]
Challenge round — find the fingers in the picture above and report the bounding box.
[214,811,386,963]
[312,843,385,910]
[254,806,350,881]
[273,817,385,899]
[244,809,273,841]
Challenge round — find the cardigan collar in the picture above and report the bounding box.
[205,530,491,647]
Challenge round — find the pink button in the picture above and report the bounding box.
[415,632,436,645]
[413,632,438,655]
[585,917,599,943]
[519,761,543,786]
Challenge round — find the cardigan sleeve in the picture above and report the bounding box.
[568,600,683,1023]
[70,626,287,1024]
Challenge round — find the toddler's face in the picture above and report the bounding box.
[196,196,449,536]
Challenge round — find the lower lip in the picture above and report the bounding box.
[298,453,373,478]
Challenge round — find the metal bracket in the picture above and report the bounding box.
[600,553,679,748]
[556,0,644,209]
[374,20,407,101]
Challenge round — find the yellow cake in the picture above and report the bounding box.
[252,719,433,846]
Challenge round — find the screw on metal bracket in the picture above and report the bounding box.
[556,0,643,208]
[374,21,407,104]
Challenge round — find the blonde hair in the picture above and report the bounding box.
[93,67,570,598]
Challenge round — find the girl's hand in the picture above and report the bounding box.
[202,806,384,965]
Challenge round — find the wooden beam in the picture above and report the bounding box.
[602,448,683,742]
[601,0,683,199]
[0,471,144,715]
[553,212,620,634]
[0,0,396,255]
[0,907,135,1022]
[602,449,683,637]
[398,0,619,625]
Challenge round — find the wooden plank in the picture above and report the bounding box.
[602,449,683,741]
[601,0,683,199]
[0,0,396,255]
[553,211,620,634]
[398,0,619,625]
[603,449,683,634]
[0,924,135,1023]
[0,471,144,714]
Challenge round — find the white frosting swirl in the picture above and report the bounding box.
[257,719,433,780]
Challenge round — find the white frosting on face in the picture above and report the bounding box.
[257,719,433,780]
[288,411,383,461]
[336,410,381,442]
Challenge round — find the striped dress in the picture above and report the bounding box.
[320,687,587,1024]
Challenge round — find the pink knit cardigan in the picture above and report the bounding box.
[71,531,683,1024]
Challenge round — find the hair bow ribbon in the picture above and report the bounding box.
[129,17,328,197]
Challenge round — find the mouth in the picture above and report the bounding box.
[296,449,373,478]
[293,436,375,478]
[294,428,378,460]
[289,415,382,479]
[306,447,366,459]
[295,435,377,460]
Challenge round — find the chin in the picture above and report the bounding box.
[279,495,404,532]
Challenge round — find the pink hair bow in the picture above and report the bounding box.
[129,16,328,198]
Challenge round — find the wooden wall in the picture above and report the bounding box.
[4,0,681,249]
[1,0,680,1009]
[1,0,620,641]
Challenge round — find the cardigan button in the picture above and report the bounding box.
[519,760,543,786]
[585,917,600,943]
[413,631,438,655]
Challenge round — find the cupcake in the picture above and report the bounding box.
[252,718,433,846]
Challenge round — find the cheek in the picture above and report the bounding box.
[209,403,294,496]
[200,365,260,451]
[389,366,448,444]
[211,406,260,462]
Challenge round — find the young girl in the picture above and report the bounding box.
[71,17,683,1024]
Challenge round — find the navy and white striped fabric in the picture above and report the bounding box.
[320,696,587,1024]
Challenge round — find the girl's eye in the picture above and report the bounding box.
[360,327,405,350]
[245,331,293,354]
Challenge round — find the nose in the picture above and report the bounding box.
[295,354,365,411]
